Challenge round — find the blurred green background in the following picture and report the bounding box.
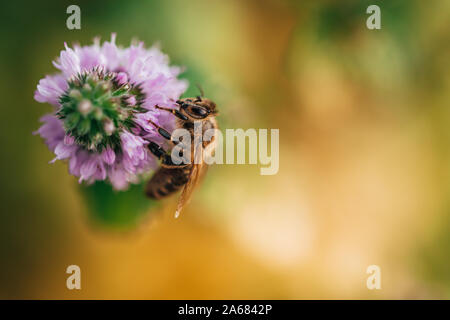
[0,0,449,299]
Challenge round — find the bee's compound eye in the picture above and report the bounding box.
[190,106,208,118]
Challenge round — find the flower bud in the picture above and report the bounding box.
[103,118,115,136]
[78,99,92,115]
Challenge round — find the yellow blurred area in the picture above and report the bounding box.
[0,0,449,299]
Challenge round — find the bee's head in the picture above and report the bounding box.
[176,97,218,120]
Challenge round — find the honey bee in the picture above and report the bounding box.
[145,93,218,218]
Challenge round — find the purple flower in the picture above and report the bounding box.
[34,34,188,190]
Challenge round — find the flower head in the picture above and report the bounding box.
[34,34,188,189]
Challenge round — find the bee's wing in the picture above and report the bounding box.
[174,121,216,218]
[175,162,208,218]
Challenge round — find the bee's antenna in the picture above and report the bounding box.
[195,83,204,97]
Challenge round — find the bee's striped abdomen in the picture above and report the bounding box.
[145,165,192,199]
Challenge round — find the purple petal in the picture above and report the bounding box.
[34,75,67,106]
[101,147,116,165]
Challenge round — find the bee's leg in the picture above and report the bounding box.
[147,119,173,141]
[147,118,185,148]
[147,141,189,168]
[155,105,188,121]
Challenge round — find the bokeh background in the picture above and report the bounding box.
[0,0,449,299]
